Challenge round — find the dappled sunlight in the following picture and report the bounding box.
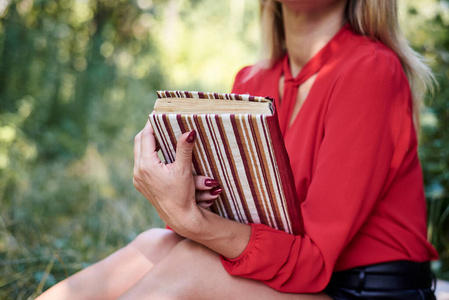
[0,0,448,298]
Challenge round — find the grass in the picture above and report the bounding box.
[0,141,164,299]
[1,139,448,299]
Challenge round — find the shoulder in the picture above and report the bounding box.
[329,32,410,100]
[232,64,276,91]
[232,65,254,89]
[337,32,405,82]
[326,35,412,119]
[231,59,283,98]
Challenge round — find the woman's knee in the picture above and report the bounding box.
[170,238,217,262]
[129,228,184,262]
[118,240,209,300]
[147,240,223,298]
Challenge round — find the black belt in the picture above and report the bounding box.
[328,260,435,292]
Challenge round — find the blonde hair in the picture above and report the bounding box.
[260,0,434,127]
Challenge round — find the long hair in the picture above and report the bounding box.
[259,0,434,128]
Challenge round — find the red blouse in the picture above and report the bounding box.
[220,25,438,293]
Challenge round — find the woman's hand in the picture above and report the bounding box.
[133,121,250,258]
[133,121,221,233]
[194,175,222,208]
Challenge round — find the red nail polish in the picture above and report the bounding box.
[186,130,196,143]
[204,179,219,187]
[210,187,222,196]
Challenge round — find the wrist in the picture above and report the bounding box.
[176,209,252,258]
[167,204,206,238]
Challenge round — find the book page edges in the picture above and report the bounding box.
[153,98,273,115]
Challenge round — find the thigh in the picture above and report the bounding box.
[129,227,185,264]
[119,239,332,300]
[37,228,184,300]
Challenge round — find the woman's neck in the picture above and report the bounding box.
[282,1,347,77]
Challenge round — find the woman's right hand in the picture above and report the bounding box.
[194,176,222,208]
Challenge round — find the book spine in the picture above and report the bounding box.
[266,111,304,235]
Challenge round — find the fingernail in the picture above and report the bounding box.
[210,187,222,196]
[204,179,219,187]
[186,130,196,143]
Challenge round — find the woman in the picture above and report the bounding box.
[38,0,438,299]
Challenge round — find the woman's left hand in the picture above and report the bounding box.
[133,121,202,234]
[133,121,251,258]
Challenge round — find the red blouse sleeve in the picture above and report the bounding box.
[221,50,414,293]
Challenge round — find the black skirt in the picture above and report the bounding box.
[324,260,436,300]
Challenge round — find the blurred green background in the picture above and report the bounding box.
[0,0,448,298]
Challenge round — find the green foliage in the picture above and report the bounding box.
[0,0,448,298]
[410,0,449,280]
[0,0,258,298]
[0,0,165,297]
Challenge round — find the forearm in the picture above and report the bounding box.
[174,209,251,259]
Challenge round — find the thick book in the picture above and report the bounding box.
[149,91,303,234]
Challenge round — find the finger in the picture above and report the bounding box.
[140,120,160,162]
[197,200,216,209]
[194,175,219,190]
[196,187,222,202]
[174,130,196,171]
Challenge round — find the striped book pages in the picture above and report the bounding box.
[149,91,303,234]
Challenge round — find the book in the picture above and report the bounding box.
[149,91,303,234]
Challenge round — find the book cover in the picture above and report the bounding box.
[149,91,303,234]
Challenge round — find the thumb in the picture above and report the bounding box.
[175,130,196,170]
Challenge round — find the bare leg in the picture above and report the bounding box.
[119,239,332,300]
[37,228,184,300]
